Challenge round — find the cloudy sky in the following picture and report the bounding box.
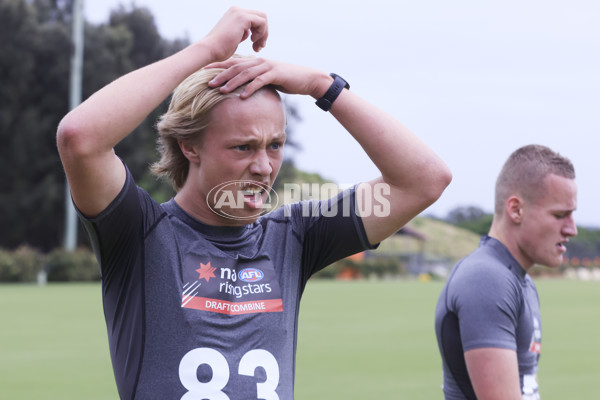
[85,0,600,227]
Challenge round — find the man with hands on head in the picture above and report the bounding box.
[435,144,578,400]
[57,6,451,399]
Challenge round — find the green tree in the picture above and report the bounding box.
[565,226,600,260]
[445,206,492,236]
[0,0,308,251]
[0,0,186,250]
[0,0,72,251]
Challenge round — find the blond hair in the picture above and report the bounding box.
[150,68,239,190]
[494,144,575,215]
[151,56,280,191]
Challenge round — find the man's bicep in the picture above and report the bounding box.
[63,150,127,218]
[464,347,522,400]
[356,179,429,245]
[454,270,521,350]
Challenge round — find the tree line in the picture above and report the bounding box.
[2,0,192,250]
[441,205,600,261]
[1,0,303,252]
[3,0,598,262]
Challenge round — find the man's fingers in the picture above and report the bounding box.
[250,23,268,52]
[206,59,274,96]
[240,29,250,44]
[206,58,258,87]
[222,63,272,95]
[243,9,268,51]
[205,7,267,62]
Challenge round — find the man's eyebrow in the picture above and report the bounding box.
[223,131,287,144]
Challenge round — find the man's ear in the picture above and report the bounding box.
[179,141,201,164]
[506,196,523,224]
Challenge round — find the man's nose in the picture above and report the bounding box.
[249,150,272,176]
[563,215,578,237]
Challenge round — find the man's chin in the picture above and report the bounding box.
[212,207,265,223]
[541,257,565,269]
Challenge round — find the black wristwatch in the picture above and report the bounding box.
[315,73,350,112]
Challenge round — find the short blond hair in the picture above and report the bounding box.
[494,144,575,215]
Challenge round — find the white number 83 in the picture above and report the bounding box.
[179,347,280,400]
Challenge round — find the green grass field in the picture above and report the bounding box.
[1,280,599,399]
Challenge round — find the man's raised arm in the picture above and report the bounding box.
[56,7,269,217]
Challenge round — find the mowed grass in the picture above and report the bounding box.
[0,284,118,399]
[1,280,599,399]
[296,279,600,399]
[296,280,445,399]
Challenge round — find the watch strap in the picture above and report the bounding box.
[315,73,350,112]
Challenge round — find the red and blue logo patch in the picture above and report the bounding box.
[238,268,264,282]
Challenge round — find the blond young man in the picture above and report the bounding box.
[57,7,451,399]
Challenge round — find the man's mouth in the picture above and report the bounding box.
[241,185,266,196]
[240,185,268,208]
[557,240,568,253]
[207,180,279,220]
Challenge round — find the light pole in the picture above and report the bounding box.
[63,0,84,251]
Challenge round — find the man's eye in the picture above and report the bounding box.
[236,145,249,151]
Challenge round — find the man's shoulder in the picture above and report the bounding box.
[457,243,508,274]
[447,244,518,297]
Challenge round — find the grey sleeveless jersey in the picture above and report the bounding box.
[80,168,373,399]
